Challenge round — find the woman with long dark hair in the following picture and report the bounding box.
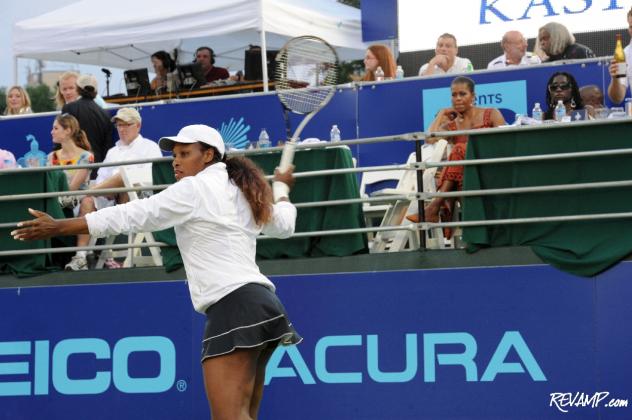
[543,72,584,120]
[13,124,301,420]
[150,50,176,92]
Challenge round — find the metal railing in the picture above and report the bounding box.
[1,117,631,259]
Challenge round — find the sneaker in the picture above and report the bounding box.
[103,258,122,269]
[65,255,88,271]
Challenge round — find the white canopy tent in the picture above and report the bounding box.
[13,0,365,91]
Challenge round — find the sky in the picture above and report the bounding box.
[1,0,125,94]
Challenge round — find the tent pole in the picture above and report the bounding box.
[260,27,269,92]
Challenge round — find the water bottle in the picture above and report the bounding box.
[395,65,405,80]
[374,66,384,81]
[554,100,566,122]
[532,102,543,121]
[258,128,270,148]
[330,124,341,142]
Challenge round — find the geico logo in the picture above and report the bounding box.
[0,336,176,396]
[264,331,547,385]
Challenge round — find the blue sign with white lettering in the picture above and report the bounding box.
[0,262,631,419]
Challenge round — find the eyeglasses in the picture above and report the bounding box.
[548,83,571,91]
[115,122,135,128]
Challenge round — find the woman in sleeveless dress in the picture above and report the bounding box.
[47,113,94,214]
[408,76,505,231]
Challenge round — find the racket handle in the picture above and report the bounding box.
[278,142,295,172]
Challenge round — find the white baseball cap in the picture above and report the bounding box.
[159,124,225,158]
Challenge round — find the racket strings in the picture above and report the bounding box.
[275,36,339,114]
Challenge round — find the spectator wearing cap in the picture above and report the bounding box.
[64,107,162,271]
[537,22,595,62]
[195,46,230,83]
[487,31,541,69]
[61,74,113,166]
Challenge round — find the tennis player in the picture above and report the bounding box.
[13,124,302,420]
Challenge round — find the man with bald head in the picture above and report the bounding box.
[580,85,604,108]
[487,31,541,69]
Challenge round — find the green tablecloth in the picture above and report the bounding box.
[153,147,368,271]
[462,120,632,277]
[0,170,68,277]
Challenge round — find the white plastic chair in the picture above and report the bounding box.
[372,140,450,252]
[412,140,451,249]
[91,165,163,268]
[368,152,419,252]
[359,168,404,231]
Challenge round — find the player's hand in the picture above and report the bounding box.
[274,165,295,189]
[11,208,58,240]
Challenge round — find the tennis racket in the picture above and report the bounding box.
[275,35,339,171]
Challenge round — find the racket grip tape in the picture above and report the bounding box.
[278,142,295,172]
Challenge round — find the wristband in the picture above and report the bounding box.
[273,181,290,202]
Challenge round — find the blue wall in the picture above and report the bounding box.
[0,262,631,419]
[0,60,617,169]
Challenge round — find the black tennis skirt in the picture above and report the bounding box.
[201,282,302,362]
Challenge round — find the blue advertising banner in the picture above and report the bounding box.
[1,263,631,419]
[0,60,616,169]
[361,0,398,41]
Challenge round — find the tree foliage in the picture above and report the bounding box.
[26,85,56,113]
[338,0,360,8]
[0,88,5,115]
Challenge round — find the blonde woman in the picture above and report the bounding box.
[54,71,80,110]
[4,86,32,115]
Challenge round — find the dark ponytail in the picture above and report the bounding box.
[224,155,273,225]
[202,143,273,225]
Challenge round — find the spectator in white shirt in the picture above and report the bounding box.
[12,124,301,420]
[487,31,541,69]
[418,33,473,76]
[66,107,162,271]
[607,7,632,104]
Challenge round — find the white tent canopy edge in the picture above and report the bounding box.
[12,0,366,91]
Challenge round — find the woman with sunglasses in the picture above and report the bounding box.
[544,72,584,120]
